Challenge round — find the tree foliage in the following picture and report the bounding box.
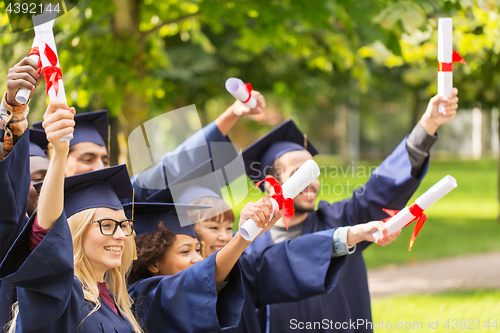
[0,0,498,161]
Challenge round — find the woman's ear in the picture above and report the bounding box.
[148,262,160,275]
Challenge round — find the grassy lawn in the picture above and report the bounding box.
[228,156,500,268]
[372,289,500,333]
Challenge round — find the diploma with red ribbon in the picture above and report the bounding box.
[239,159,320,241]
[438,18,466,114]
[373,175,457,251]
[225,77,258,109]
[15,38,42,105]
[33,5,72,141]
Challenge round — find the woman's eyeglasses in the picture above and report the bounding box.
[90,219,135,236]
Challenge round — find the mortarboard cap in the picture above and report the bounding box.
[122,202,210,237]
[35,164,133,218]
[33,110,109,148]
[29,128,48,158]
[242,119,318,187]
[145,155,237,205]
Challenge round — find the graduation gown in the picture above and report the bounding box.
[247,137,429,333]
[225,229,346,333]
[131,121,238,202]
[0,131,30,330]
[0,212,139,333]
[1,209,249,333]
[128,253,246,333]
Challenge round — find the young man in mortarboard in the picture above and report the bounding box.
[241,90,459,333]
[144,158,396,333]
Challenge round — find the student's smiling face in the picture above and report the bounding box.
[83,208,131,280]
[65,142,109,176]
[195,220,234,256]
[272,150,319,214]
[153,234,203,276]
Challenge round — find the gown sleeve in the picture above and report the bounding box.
[131,121,237,202]
[0,131,30,259]
[315,137,428,250]
[128,252,245,333]
[0,212,75,332]
[239,229,346,308]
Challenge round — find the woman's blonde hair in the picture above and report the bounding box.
[7,208,143,333]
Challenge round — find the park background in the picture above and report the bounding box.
[1,0,500,331]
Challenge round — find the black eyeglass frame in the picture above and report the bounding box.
[90,219,136,236]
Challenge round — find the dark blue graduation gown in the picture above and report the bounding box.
[247,137,429,333]
[131,121,237,202]
[0,213,138,332]
[224,229,346,333]
[0,131,30,330]
[128,253,246,333]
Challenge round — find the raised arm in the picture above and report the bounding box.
[37,101,75,230]
[215,90,266,136]
[214,196,280,281]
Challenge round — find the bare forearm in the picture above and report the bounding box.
[37,150,67,229]
[214,232,249,282]
[214,105,238,137]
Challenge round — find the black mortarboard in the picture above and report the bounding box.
[29,128,48,158]
[242,119,318,187]
[35,164,133,218]
[122,202,210,237]
[33,110,109,148]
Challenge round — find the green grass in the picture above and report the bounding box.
[227,157,500,268]
[372,289,500,332]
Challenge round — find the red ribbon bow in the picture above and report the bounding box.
[381,201,427,251]
[249,177,295,229]
[42,44,63,96]
[242,83,253,103]
[28,47,43,70]
[437,50,466,72]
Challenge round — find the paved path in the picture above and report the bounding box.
[367,251,500,299]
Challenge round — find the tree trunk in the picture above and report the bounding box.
[498,111,500,222]
[410,87,422,133]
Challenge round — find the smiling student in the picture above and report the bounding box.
[0,101,146,332]
[136,164,391,333]
[1,100,278,333]
[126,198,283,333]
[242,91,459,333]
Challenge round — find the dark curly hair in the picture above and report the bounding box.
[128,222,177,285]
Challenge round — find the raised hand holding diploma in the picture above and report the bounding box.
[240,160,321,241]
[373,175,457,250]
[225,77,258,109]
[437,18,466,114]
[33,5,72,142]
[15,38,41,105]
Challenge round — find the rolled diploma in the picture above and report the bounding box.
[34,17,72,141]
[373,175,457,241]
[239,160,321,241]
[15,38,39,105]
[225,77,257,109]
[438,18,453,115]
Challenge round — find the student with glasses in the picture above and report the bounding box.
[1,101,146,332]
[0,100,275,333]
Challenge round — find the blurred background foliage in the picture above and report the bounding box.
[0,0,499,165]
